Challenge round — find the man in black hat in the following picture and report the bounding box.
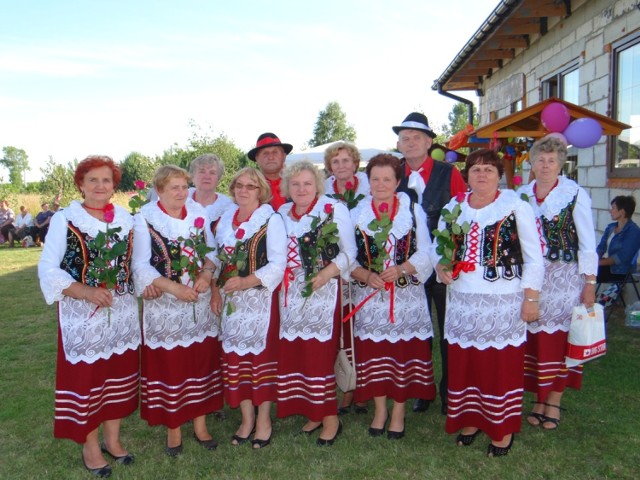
[247,132,293,210]
[393,112,467,415]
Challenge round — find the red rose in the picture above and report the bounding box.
[324,203,333,214]
[379,202,389,213]
[235,228,245,239]
[513,175,523,186]
[345,181,354,190]
[455,193,466,203]
[103,204,115,223]
[194,216,205,229]
[134,180,147,190]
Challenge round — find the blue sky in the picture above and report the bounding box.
[0,0,497,181]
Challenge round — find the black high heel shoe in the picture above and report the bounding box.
[251,428,272,449]
[487,434,514,457]
[455,429,480,446]
[368,410,389,437]
[82,455,112,478]
[100,442,135,465]
[317,422,342,446]
[193,433,218,450]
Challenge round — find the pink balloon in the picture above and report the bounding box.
[563,118,603,148]
[541,102,571,133]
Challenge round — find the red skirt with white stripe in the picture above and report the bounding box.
[446,343,524,442]
[353,337,435,403]
[222,293,280,407]
[276,306,340,421]
[524,330,583,401]
[54,328,139,443]
[141,336,223,428]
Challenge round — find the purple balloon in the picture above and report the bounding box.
[563,118,603,148]
[541,102,571,133]
[445,151,458,163]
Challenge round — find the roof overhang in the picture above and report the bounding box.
[432,0,574,93]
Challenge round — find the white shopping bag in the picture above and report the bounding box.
[565,304,606,367]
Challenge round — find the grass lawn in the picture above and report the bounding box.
[0,246,639,479]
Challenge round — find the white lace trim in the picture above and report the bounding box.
[353,191,413,238]
[139,199,209,241]
[279,269,338,342]
[142,290,218,350]
[324,171,370,197]
[521,177,579,219]
[447,189,525,228]
[59,292,141,365]
[278,195,340,237]
[203,193,234,222]
[445,290,526,350]
[220,288,273,355]
[64,201,133,237]
[353,282,433,343]
[216,203,274,245]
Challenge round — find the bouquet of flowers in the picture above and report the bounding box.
[431,193,473,279]
[128,180,150,214]
[171,216,215,321]
[86,204,128,326]
[300,203,340,298]
[328,180,365,210]
[367,201,393,274]
[216,228,248,316]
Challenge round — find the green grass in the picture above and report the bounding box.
[1,245,639,479]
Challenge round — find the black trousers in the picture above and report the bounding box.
[425,273,447,404]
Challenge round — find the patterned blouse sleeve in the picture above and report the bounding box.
[515,199,545,291]
[131,213,161,295]
[408,205,434,283]
[574,187,598,275]
[37,212,75,304]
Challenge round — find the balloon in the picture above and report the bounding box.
[541,102,571,133]
[544,132,568,147]
[431,148,445,161]
[563,118,603,148]
[445,151,458,163]
[505,145,516,156]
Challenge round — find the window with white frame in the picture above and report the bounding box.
[610,31,640,178]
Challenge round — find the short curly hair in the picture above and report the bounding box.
[229,167,272,205]
[529,136,568,169]
[74,155,122,191]
[323,141,361,173]
[462,149,504,182]
[153,165,191,193]
[365,154,402,181]
[189,153,225,179]
[281,160,325,198]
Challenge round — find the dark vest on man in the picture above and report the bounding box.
[397,159,453,239]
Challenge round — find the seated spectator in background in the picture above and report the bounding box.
[52,200,62,212]
[596,196,640,306]
[8,205,35,247]
[0,200,16,244]
[34,203,55,245]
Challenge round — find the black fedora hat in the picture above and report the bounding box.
[247,132,293,161]
[392,112,437,138]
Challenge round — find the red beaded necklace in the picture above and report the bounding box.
[372,195,399,221]
[232,208,250,228]
[533,179,559,204]
[157,201,187,219]
[82,203,111,212]
[333,175,359,194]
[291,197,319,221]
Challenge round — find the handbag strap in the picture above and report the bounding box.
[338,280,355,360]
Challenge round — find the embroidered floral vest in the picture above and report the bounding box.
[453,212,523,282]
[541,194,579,263]
[298,215,339,277]
[147,224,184,282]
[235,224,269,278]
[60,221,134,294]
[355,208,419,288]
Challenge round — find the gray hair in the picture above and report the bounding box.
[189,153,225,179]
[529,136,568,169]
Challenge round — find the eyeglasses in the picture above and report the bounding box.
[234,183,259,191]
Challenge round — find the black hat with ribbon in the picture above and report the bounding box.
[247,132,293,161]
[392,112,437,138]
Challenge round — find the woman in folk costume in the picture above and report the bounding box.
[277,160,357,446]
[211,167,286,449]
[519,135,597,429]
[38,156,139,478]
[323,141,371,415]
[350,154,435,441]
[433,149,543,457]
[188,153,233,231]
[132,165,221,457]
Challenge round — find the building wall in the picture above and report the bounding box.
[477,0,640,235]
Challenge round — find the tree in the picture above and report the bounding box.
[119,152,157,191]
[440,102,479,138]
[39,156,78,206]
[157,121,246,193]
[308,101,357,147]
[1,146,30,188]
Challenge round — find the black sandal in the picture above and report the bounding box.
[542,403,566,430]
[527,402,547,427]
[487,434,514,457]
[455,429,480,446]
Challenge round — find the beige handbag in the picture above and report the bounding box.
[335,281,356,392]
